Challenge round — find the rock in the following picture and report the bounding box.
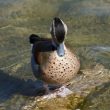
[22,64,110,110]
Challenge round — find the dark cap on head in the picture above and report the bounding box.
[50,17,67,44]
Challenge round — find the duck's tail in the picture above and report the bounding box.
[29,34,51,44]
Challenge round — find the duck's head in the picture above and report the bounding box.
[50,17,67,57]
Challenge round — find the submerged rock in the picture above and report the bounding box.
[22,64,110,110]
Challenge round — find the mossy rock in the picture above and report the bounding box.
[22,64,110,110]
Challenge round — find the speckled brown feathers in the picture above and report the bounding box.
[41,46,80,84]
[30,17,80,86]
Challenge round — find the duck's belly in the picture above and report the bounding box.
[41,48,80,84]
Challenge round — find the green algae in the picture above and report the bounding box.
[28,94,84,110]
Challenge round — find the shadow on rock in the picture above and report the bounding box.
[0,70,46,102]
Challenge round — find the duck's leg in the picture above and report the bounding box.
[43,83,50,94]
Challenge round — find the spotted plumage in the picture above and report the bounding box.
[29,17,80,94]
[41,46,80,84]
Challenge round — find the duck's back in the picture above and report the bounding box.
[41,46,80,84]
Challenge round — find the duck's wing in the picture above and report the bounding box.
[32,41,57,52]
[29,34,51,44]
[32,40,57,64]
[29,34,57,52]
[29,34,57,65]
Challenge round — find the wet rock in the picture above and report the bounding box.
[22,64,110,110]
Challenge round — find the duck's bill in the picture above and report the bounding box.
[57,43,65,57]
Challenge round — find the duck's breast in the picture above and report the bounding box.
[41,47,80,84]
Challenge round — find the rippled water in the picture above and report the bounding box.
[0,0,110,109]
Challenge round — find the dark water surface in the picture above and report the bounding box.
[0,0,110,109]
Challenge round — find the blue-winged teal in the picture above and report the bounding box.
[29,17,80,94]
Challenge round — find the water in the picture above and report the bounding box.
[0,0,110,109]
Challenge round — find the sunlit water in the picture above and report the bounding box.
[0,0,110,109]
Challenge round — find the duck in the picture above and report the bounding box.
[29,17,80,96]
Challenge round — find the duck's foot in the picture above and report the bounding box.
[37,86,73,101]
